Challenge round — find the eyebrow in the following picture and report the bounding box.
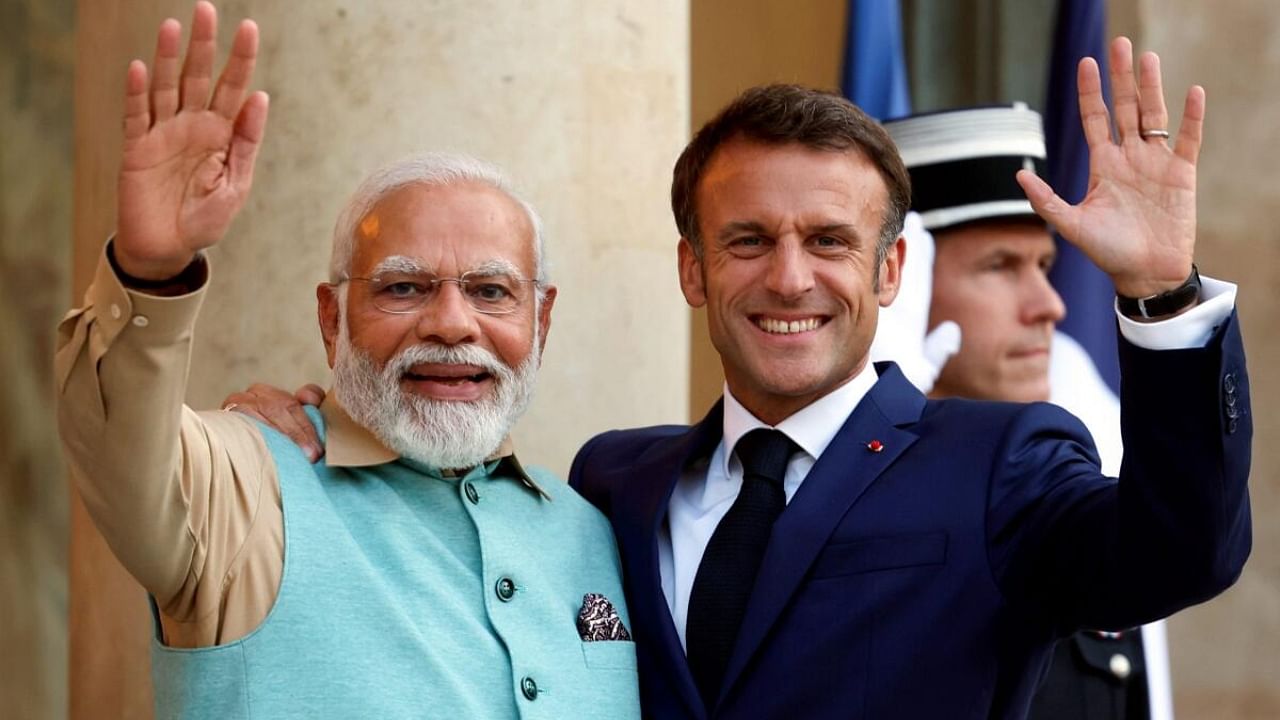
[809,222,866,242]
[369,255,429,276]
[979,247,1059,265]
[367,255,524,278]
[716,221,769,243]
[715,221,867,244]
[467,258,524,277]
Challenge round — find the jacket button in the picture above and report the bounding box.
[1109,653,1132,680]
[464,481,480,504]
[520,676,539,700]
[1226,404,1240,420]
[1228,418,1239,434]
[1223,373,1236,393]
[496,577,517,601]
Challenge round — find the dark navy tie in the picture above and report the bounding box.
[686,428,797,712]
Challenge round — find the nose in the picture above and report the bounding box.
[415,281,481,345]
[763,241,815,299]
[1021,270,1066,326]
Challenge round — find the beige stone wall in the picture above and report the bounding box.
[68,1,690,717]
[0,1,74,718]
[1118,1,1280,716]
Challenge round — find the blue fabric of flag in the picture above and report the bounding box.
[842,0,911,120]
[1044,0,1120,391]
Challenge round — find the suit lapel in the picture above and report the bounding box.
[611,403,723,720]
[719,364,926,699]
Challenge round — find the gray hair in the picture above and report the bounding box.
[329,152,548,291]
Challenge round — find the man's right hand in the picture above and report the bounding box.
[116,1,268,281]
[223,384,327,462]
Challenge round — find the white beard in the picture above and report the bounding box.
[332,318,540,470]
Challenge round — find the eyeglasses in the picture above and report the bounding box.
[339,270,537,315]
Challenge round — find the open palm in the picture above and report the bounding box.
[1018,38,1203,299]
[116,2,268,281]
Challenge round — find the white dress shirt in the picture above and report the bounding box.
[659,365,878,649]
[660,278,1237,659]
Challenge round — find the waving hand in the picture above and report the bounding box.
[1017,37,1202,300]
[115,1,268,280]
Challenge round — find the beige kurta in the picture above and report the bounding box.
[56,248,529,648]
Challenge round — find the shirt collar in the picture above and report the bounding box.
[720,363,879,476]
[319,394,548,499]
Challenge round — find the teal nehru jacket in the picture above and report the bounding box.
[152,407,641,719]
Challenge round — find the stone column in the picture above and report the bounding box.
[71,1,689,716]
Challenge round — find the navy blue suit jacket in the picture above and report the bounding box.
[570,314,1251,720]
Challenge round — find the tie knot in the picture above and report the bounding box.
[734,429,796,485]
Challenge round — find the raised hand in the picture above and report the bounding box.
[116,1,269,280]
[1016,37,1202,299]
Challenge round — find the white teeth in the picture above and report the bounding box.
[756,317,821,334]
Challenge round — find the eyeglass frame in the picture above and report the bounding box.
[334,266,542,316]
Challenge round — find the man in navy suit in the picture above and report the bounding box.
[232,38,1250,720]
[881,104,1172,720]
[569,39,1250,719]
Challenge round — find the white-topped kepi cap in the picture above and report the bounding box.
[883,103,1047,231]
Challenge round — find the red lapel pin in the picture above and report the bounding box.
[866,439,884,453]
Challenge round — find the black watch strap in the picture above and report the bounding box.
[1116,265,1201,319]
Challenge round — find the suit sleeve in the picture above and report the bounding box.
[988,311,1251,631]
[570,431,614,517]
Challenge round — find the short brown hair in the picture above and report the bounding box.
[671,84,911,264]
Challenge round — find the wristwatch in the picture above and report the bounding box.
[1116,265,1201,320]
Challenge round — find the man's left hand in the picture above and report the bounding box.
[1017,37,1202,299]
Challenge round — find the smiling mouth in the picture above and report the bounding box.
[403,363,493,386]
[404,371,491,384]
[753,316,826,335]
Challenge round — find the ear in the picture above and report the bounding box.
[677,237,707,308]
[877,234,906,307]
[535,284,557,359]
[317,283,341,368]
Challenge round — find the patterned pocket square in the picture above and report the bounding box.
[577,593,632,642]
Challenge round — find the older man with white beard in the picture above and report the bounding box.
[325,158,547,472]
[54,4,640,719]
[332,313,540,470]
